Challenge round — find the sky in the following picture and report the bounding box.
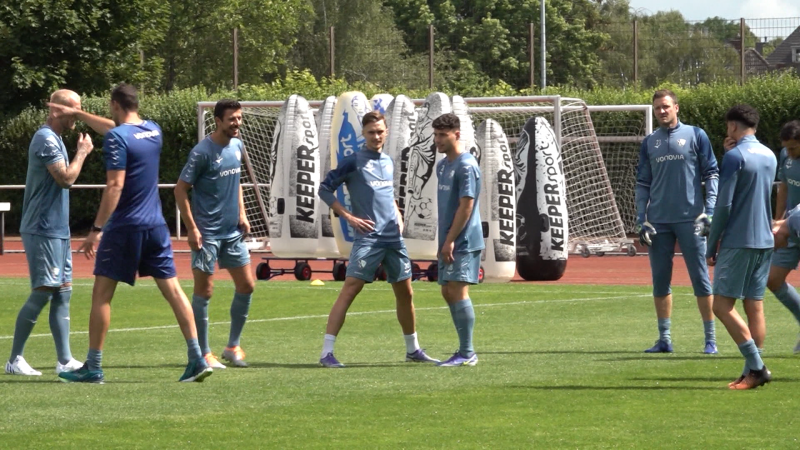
[627,0,800,21]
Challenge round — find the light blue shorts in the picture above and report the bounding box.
[22,233,72,289]
[437,250,482,286]
[648,221,712,297]
[346,240,412,284]
[771,243,800,270]
[191,234,251,274]
[713,248,773,300]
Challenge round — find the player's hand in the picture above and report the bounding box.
[440,240,455,264]
[346,214,375,234]
[47,102,79,119]
[694,214,712,237]
[774,219,791,249]
[635,221,656,247]
[723,137,737,152]
[77,133,94,155]
[706,255,716,267]
[79,231,102,259]
[239,215,251,236]
[187,228,203,251]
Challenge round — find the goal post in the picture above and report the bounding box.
[197,97,651,254]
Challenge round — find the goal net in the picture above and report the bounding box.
[197,97,650,252]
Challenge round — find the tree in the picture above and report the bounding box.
[0,0,168,115]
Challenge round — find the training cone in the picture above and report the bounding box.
[310,279,325,286]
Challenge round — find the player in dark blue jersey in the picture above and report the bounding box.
[59,84,212,384]
[433,113,484,367]
[317,111,437,368]
[635,89,719,354]
[175,99,255,369]
[6,89,113,377]
[766,121,800,352]
[706,104,776,390]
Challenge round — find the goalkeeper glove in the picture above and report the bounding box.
[694,214,712,237]
[635,221,656,247]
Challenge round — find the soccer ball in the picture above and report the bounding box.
[416,197,432,219]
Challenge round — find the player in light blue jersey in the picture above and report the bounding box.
[175,99,254,369]
[635,89,719,354]
[766,121,800,351]
[433,113,484,367]
[317,111,437,368]
[706,104,776,390]
[6,89,113,377]
[59,84,212,384]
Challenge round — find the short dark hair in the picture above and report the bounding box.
[780,120,800,142]
[432,113,460,131]
[361,111,385,128]
[214,99,242,120]
[110,83,138,112]
[725,104,759,129]
[652,89,678,104]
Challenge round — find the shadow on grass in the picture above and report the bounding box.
[483,350,642,355]
[507,384,720,391]
[631,376,800,383]
[604,354,799,362]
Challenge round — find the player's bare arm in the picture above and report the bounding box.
[238,184,250,235]
[394,200,404,235]
[80,170,125,259]
[46,133,94,188]
[440,197,474,264]
[47,102,115,135]
[776,182,788,220]
[329,200,374,233]
[174,179,203,251]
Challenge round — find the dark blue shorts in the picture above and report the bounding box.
[94,225,177,286]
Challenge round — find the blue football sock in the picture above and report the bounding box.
[192,295,211,355]
[50,287,73,364]
[86,348,102,371]
[10,290,52,361]
[186,338,202,362]
[703,320,715,344]
[774,283,800,325]
[228,291,252,348]
[738,339,764,371]
[658,318,672,344]
[451,299,475,357]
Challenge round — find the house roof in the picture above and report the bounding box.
[766,25,800,65]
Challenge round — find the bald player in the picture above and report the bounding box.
[6,90,113,377]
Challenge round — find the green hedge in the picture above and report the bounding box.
[1,71,799,234]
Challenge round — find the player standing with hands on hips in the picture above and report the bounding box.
[635,89,719,354]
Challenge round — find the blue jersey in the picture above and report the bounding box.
[436,152,484,253]
[103,121,167,231]
[179,136,243,239]
[635,122,719,224]
[20,126,70,239]
[319,147,401,244]
[707,135,777,255]
[787,204,800,243]
[778,147,800,216]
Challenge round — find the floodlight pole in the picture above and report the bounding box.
[540,0,546,91]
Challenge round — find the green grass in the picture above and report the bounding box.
[1,277,800,448]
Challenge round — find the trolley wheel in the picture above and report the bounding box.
[411,262,421,280]
[256,262,271,280]
[580,245,591,258]
[294,262,312,281]
[596,252,605,257]
[375,264,387,281]
[332,262,347,281]
[426,262,439,282]
[478,266,485,284]
[626,244,637,257]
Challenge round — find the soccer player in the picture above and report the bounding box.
[175,99,254,369]
[766,121,800,351]
[433,113,483,367]
[58,84,212,383]
[317,111,437,368]
[635,89,719,354]
[706,104,776,390]
[6,89,113,376]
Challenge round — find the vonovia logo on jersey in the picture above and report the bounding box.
[290,114,319,239]
[493,135,516,262]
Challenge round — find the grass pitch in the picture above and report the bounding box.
[1,277,799,448]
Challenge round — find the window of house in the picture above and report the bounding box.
[794,47,800,63]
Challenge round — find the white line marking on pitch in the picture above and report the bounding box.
[0,294,650,340]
